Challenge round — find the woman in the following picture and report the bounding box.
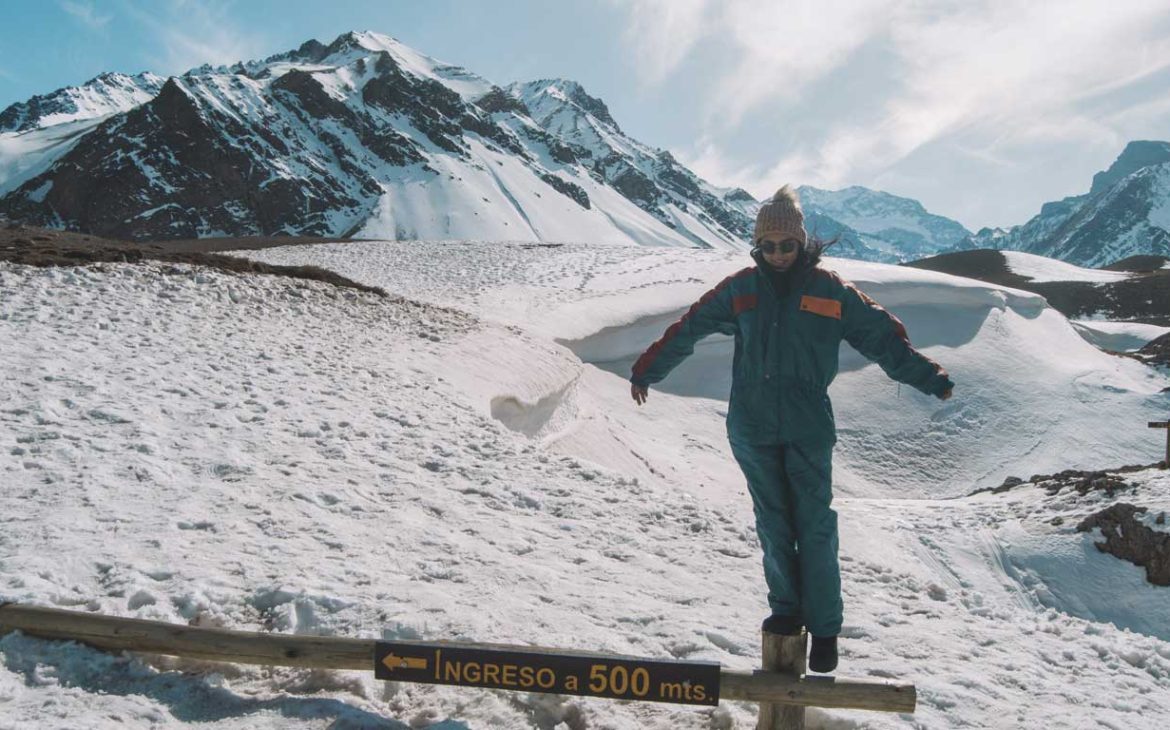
[629,186,953,673]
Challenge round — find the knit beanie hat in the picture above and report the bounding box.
[753,185,807,246]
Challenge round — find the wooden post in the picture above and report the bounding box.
[757,630,807,729]
[1150,421,1170,468]
[0,603,913,713]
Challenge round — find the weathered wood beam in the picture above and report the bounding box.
[0,603,915,713]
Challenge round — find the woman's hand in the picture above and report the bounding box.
[631,383,649,405]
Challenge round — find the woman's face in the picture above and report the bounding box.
[758,236,801,271]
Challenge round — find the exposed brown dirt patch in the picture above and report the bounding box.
[1102,255,1170,272]
[906,249,1170,326]
[0,224,384,295]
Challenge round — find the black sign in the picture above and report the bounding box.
[374,641,721,706]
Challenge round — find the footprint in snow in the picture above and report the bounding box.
[177,520,216,532]
[703,632,750,657]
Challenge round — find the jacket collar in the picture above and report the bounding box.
[750,247,819,282]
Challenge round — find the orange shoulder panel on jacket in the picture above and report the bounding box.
[799,295,842,320]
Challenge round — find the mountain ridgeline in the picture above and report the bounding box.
[0,32,756,250]
[959,141,1170,267]
[2,30,1169,267]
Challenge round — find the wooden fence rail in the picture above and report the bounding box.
[0,602,915,724]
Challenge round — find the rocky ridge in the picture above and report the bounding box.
[798,185,971,263]
[959,141,1170,267]
[0,31,754,249]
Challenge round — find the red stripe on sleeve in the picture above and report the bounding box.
[732,294,757,314]
[632,268,753,380]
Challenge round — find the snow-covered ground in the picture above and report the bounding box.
[236,241,1169,496]
[1071,320,1170,352]
[1001,251,1132,283]
[2,246,1170,729]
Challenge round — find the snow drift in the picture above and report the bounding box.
[2,247,1169,729]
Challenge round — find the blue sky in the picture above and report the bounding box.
[3,0,1170,231]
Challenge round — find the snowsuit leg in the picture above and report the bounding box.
[730,439,843,637]
[729,440,801,619]
[785,442,843,637]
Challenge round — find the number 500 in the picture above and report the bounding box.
[588,663,651,697]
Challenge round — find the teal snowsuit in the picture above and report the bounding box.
[631,251,952,636]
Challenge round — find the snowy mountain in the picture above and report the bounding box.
[0,71,166,202]
[3,239,1169,727]
[797,185,971,263]
[0,31,754,250]
[0,71,165,135]
[1038,161,1170,266]
[959,194,1089,253]
[959,141,1170,267]
[507,79,756,244]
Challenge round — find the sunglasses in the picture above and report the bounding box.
[758,239,800,255]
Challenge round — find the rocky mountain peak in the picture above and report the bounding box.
[321,30,414,60]
[558,81,619,131]
[800,184,929,215]
[325,30,369,55]
[1090,140,1170,195]
[795,184,971,261]
[515,79,621,133]
[0,70,164,134]
[258,38,331,66]
[724,188,757,203]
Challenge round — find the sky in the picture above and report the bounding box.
[2,0,1170,231]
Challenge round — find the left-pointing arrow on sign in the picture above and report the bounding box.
[382,653,428,672]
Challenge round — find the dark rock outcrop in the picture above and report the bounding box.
[1,76,367,240]
[475,86,530,116]
[1077,503,1170,586]
[970,463,1158,497]
[1133,332,1170,368]
[609,163,658,206]
[539,173,590,209]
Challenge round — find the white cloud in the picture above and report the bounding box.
[682,134,770,191]
[709,0,899,127]
[59,0,112,30]
[800,2,1170,181]
[123,0,267,74]
[608,0,710,84]
[638,0,1170,226]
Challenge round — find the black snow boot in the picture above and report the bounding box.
[761,614,802,636]
[808,635,838,673]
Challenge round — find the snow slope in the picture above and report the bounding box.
[1071,320,1170,352]
[2,254,1169,729]
[1002,251,1132,283]
[236,242,1170,497]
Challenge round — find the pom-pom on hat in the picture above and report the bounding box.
[753,185,807,246]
